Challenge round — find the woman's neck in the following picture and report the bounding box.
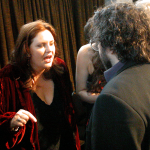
[30,70,45,91]
[33,69,45,80]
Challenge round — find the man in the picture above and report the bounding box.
[86,2,150,150]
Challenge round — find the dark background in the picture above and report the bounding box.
[0,0,137,90]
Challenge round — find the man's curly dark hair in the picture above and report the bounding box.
[91,2,150,63]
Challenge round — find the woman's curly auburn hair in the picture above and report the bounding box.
[91,2,150,63]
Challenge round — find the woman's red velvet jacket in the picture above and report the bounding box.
[0,63,40,150]
[0,57,80,150]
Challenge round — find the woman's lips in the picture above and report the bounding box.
[44,55,53,63]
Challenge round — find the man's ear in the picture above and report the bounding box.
[106,47,112,55]
[107,48,119,66]
[109,47,115,54]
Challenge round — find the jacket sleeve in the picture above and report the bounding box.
[86,94,145,150]
[0,77,26,149]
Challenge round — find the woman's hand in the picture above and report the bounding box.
[10,109,37,131]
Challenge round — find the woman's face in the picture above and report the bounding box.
[29,29,55,73]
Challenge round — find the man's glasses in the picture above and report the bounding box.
[90,40,99,52]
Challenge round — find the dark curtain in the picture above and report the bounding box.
[0,0,104,90]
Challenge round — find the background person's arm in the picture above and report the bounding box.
[76,44,99,104]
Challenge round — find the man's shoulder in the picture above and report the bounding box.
[98,63,150,104]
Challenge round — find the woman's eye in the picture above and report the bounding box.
[50,42,54,46]
[37,44,44,48]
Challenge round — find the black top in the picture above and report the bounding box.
[31,82,76,150]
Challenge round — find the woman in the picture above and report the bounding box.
[76,16,105,104]
[76,43,105,103]
[75,16,106,143]
[0,20,80,150]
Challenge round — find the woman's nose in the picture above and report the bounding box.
[46,44,51,52]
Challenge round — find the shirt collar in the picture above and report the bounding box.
[104,61,125,82]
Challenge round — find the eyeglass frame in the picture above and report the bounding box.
[89,40,99,52]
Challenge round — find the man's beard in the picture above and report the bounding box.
[100,47,112,70]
